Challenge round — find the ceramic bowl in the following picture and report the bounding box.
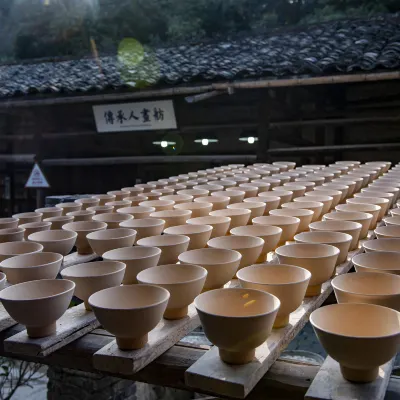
[390,208,400,218]
[290,181,315,192]
[105,200,132,211]
[118,206,156,220]
[0,218,19,230]
[281,201,324,222]
[61,261,126,310]
[323,211,372,239]
[173,202,213,218]
[346,197,389,221]
[13,212,43,225]
[0,279,75,338]
[92,194,116,206]
[43,216,74,230]
[89,284,169,349]
[0,228,25,243]
[19,221,52,240]
[55,203,82,216]
[121,186,145,196]
[178,248,241,290]
[322,183,349,201]
[160,194,193,205]
[66,210,95,222]
[35,207,63,219]
[0,241,43,263]
[212,190,244,204]
[62,221,107,254]
[246,181,270,193]
[310,303,400,382]
[119,218,165,243]
[269,208,314,233]
[138,200,175,212]
[245,196,281,215]
[302,194,333,213]
[237,264,311,328]
[227,202,266,220]
[87,228,136,256]
[177,189,209,199]
[103,246,161,284]
[195,288,280,364]
[75,198,100,210]
[368,184,399,202]
[278,185,306,199]
[375,225,400,239]
[207,235,264,271]
[87,205,115,215]
[336,203,380,229]
[187,216,231,238]
[135,183,157,193]
[363,238,400,253]
[260,177,280,189]
[332,272,400,311]
[137,234,190,265]
[0,252,63,284]
[28,230,77,256]
[210,208,251,229]
[259,190,292,206]
[294,231,352,266]
[384,216,400,227]
[237,184,258,198]
[164,224,212,250]
[194,196,230,211]
[275,243,339,296]
[93,212,133,229]
[137,264,207,319]
[352,251,400,275]
[107,190,129,201]
[310,189,341,208]
[355,191,394,208]
[149,210,192,229]
[125,195,148,206]
[168,185,187,194]
[332,179,356,196]
[252,215,300,245]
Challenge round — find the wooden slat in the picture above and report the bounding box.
[184,245,365,399]
[305,356,395,400]
[0,302,17,332]
[4,303,100,357]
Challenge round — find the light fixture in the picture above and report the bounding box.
[153,140,176,147]
[195,134,218,146]
[239,131,258,144]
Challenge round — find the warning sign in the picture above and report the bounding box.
[25,163,50,189]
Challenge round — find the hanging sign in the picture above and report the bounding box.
[25,163,50,189]
[93,100,177,133]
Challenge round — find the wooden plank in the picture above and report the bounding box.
[0,302,17,332]
[184,245,364,399]
[305,356,395,400]
[61,252,99,271]
[4,303,100,357]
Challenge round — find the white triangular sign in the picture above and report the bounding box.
[25,163,50,189]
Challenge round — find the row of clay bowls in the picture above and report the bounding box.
[0,161,399,382]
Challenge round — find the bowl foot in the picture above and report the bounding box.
[164,306,188,320]
[340,365,379,383]
[273,314,290,328]
[116,334,148,350]
[77,247,94,255]
[256,253,267,263]
[27,322,57,338]
[219,348,255,364]
[84,300,92,311]
[305,284,322,297]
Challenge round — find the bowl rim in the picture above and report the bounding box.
[28,229,78,242]
[294,231,353,244]
[86,227,137,240]
[137,234,190,247]
[178,247,242,265]
[207,235,265,250]
[352,251,400,271]
[275,243,340,259]
[103,245,161,260]
[164,224,213,235]
[362,238,400,252]
[0,241,44,254]
[61,260,126,278]
[0,252,63,269]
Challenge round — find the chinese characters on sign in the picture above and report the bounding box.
[93,100,177,133]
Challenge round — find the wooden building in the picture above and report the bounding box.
[1,14,400,214]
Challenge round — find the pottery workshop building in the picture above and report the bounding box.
[1,14,400,214]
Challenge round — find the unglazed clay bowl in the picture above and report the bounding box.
[92,194,116,206]
[368,184,399,202]
[61,261,126,310]
[294,231,352,266]
[212,190,245,204]
[363,238,400,253]
[174,202,213,218]
[135,183,157,193]
[275,243,339,296]
[62,221,107,254]
[107,190,129,201]
[55,202,82,216]
[310,303,400,382]
[164,224,212,250]
[348,196,389,221]
[259,190,292,206]
[360,190,395,208]
[43,216,74,230]
[281,201,324,222]
[187,216,231,238]
[178,189,209,199]
[375,225,400,239]
[0,241,43,263]
[75,197,100,210]
[384,216,400,227]
[150,210,192,229]
[352,251,400,275]
[302,194,333,213]
[332,272,400,311]
[116,206,155,219]
[119,218,165,243]
[89,284,169,349]
[278,184,305,199]
[323,211,372,239]
[260,177,280,189]
[87,228,136,256]
[28,230,77,256]
[207,235,264,271]
[195,288,280,364]
[246,196,280,215]
[0,279,75,338]
[0,228,25,243]
[336,203,380,229]
[269,208,314,233]
[20,221,52,240]
[0,218,19,230]
[13,212,43,225]
[139,200,175,212]
[228,202,266,220]
[137,234,190,265]
[0,252,63,284]
[121,186,144,196]
[237,263,311,328]
[160,194,193,205]
[246,181,270,193]
[105,200,132,212]
[312,188,342,208]
[210,208,251,229]
[137,264,207,319]
[66,210,95,222]
[332,179,356,196]
[290,181,315,192]
[103,246,161,284]
[237,184,258,198]
[93,212,133,229]
[35,207,63,219]
[252,215,300,245]
[178,248,241,290]
[124,195,148,206]
[194,196,230,211]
